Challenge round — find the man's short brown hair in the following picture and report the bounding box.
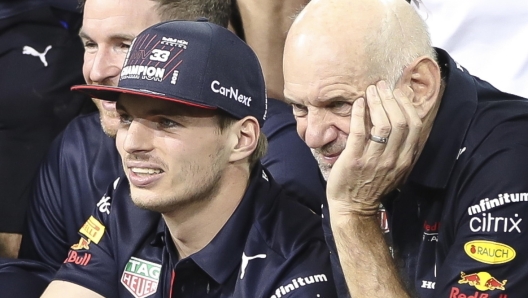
[154,0,230,27]
[79,0,231,28]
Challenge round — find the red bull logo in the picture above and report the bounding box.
[458,272,507,291]
[64,250,92,266]
[450,287,508,298]
[71,237,91,250]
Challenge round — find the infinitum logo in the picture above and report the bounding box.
[270,274,328,298]
[467,193,528,215]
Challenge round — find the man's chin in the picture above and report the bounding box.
[319,165,331,181]
[99,115,119,138]
[311,149,331,181]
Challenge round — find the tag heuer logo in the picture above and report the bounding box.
[121,257,162,298]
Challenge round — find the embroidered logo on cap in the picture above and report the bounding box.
[211,80,252,107]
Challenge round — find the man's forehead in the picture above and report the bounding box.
[284,76,365,106]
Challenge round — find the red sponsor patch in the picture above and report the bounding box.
[450,286,508,298]
[64,250,92,266]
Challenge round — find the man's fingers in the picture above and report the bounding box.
[365,83,391,156]
[375,81,408,157]
[393,87,422,163]
[347,97,367,158]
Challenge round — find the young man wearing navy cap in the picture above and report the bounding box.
[41,20,337,298]
[19,0,232,269]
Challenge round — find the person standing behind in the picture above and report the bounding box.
[41,20,337,298]
[19,0,231,268]
[236,0,325,212]
[0,0,95,258]
[284,0,528,296]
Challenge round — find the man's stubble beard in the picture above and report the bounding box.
[311,139,347,181]
[131,148,226,214]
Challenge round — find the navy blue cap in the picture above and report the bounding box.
[72,19,268,126]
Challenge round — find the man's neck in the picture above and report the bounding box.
[162,166,250,260]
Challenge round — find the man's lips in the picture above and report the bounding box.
[320,152,341,165]
[126,162,165,187]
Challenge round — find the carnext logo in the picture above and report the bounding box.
[211,80,252,107]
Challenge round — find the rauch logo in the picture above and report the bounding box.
[464,240,516,264]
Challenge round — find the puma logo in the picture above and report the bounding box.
[240,252,266,279]
[22,45,52,67]
[457,147,467,160]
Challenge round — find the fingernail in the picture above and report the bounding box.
[355,97,364,108]
[378,80,387,90]
[367,85,376,95]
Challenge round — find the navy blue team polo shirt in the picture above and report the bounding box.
[19,112,122,269]
[324,48,528,298]
[53,164,337,297]
[21,99,325,271]
[382,49,528,297]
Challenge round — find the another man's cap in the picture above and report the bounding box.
[72,19,267,126]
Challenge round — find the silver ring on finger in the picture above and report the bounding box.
[370,134,388,144]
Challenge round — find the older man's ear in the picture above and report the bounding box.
[398,56,442,119]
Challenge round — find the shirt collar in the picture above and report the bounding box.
[162,163,275,285]
[408,48,478,189]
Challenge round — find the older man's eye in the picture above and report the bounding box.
[329,101,352,115]
[292,103,308,117]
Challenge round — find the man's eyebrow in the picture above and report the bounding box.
[283,96,299,105]
[78,30,91,40]
[79,30,135,42]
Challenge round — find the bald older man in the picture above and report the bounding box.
[284,0,528,297]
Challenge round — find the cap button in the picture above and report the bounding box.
[196,17,209,22]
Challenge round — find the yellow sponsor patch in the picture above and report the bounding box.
[464,240,515,264]
[79,216,105,244]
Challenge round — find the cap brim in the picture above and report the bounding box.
[71,85,216,110]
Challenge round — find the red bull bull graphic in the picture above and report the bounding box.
[458,272,507,291]
[71,237,91,250]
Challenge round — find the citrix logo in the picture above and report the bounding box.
[470,213,521,233]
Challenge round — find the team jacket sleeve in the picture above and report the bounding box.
[19,132,68,269]
[52,179,121,298]
[434,145,528,298]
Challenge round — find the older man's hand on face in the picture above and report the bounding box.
[326,81,421,217]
